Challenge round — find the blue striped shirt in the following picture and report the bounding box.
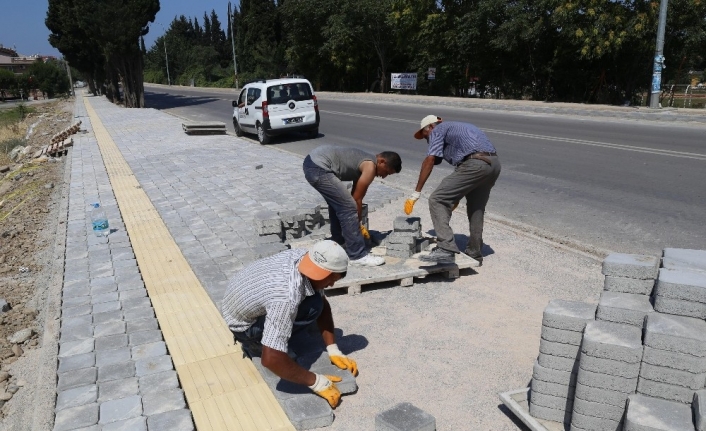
[426,121,496,166]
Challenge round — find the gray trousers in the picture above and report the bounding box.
[429,156,501,256]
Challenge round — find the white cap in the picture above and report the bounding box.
[414,115,442,139]
[298,240,349,280]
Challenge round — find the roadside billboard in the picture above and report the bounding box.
[391,73,417,90]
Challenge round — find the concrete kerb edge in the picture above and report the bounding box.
[31,125,75,430]
[498,388,553,431]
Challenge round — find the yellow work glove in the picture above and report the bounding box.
[327,344,359,377]
[360,224,371,240]
[404,191,421,215]
[309,373,342,408]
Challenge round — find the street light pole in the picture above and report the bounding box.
[229,4,239,89]
[649,0,668,108]
[158,23,171,86]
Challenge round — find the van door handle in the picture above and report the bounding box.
[245,108,249,115]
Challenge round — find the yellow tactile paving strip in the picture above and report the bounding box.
[83,97,295,431]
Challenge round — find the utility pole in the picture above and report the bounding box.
[649,0,669,108]
[229,2,239,89]
[65,59,75,97]
[158,23,171,86]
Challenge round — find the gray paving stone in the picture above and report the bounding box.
[63,296,92,308]
[532,360,576,387]
[93,321,125,338]
[529,391,573,411]
[572,396,625,422]
[128,330,162,347]
[639,363,706,390]
[93,300,121,314]
[643,313,706,357]
[537,352,579,373]
[695,389,706,431]
[653,295,706,319]
[95,334,128,351]
[122,297,151,310]
[581,320,643,363]
[90,283,118,295]
[55,384,98,411]
[146,409,194,431]
[98,395,142,424]
[123,306,155,321]
[60,325,94,343]
[131,341,166,360]
[90,276,116,287]
[91,292,119,304]
[596,291,653,327]
[539,338,580,359]
[117,279,144,292]
[63,285,90,300]
[53,403,99,431]
[135,355,173,376]
[59,338,95,358]
[98,361,135,382]
[93,310,123,324]
[531,378,575,399]
[540,326,583,346]
[574,381,631,408]
[282,394,333,430]
[542,299,597,332]
[63,304,92,317]
[127,318,159,333]
[58,352,96,373]
[375,402,435,431]
[625,393,693,430]
[58,367,97,391]
[655,268,706,303]
[637,377,696,404]
[570,410,621,431]
[101,417,146,431]
[98,377,139,402]
[642,346,706,374]
[393,216,421,233]
[604,275,655,295]
[602,253,660,279]
[138,370,180,394]
[580,353,640,378]
[142,388,186,416]
[308,364,358,395]
[577,367,638,393]
[528,402,571,424]
[118,288,147,301]
[663,248,706,273]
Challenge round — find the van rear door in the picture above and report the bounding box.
[266,83,316,128]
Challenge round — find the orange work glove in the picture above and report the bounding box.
[360,224,371,240]
[404,191,421,215]
[327,344,359,377]
[452,201,459,211]
[309,373,343,408]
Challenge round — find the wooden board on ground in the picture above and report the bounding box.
[498,388,566,431]
[182,121,227,135]
[290,238,480,295]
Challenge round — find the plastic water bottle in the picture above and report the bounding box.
[90,203,109,237]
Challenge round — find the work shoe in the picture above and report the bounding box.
[350,253,385,267]
[419,247,456,263]
[463,250,483,266]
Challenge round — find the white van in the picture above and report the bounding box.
[232,78,320,144]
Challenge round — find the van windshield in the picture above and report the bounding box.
[266,83,313,104]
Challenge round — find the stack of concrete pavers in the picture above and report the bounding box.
[596,291,653,327]
[624,393,694,431]
[653,266,706,319]
[694,389,706,431]
[254,210,284,239]
[280,205,323,240]
[529,299,596,425]
[572,321,642,431]
[662,248,706,273]
[637,313,706,404]
[386,217,422,258]
[602,253,660,296]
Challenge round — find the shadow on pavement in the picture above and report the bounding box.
[497,403,533,431]
[144,91,221,110]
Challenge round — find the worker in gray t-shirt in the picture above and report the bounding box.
[304,145,402,266]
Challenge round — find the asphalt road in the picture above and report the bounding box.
[144,84,706,256]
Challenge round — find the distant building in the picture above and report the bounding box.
[0,45,56,75]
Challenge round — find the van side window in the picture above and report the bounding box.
[238,89,247,106]
[247,88,261,105]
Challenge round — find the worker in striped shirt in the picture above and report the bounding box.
[221,240,357,408]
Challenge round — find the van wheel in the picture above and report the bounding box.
[257,123,270,145]
[234,119,244,137]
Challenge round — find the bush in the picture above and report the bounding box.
[0,137,27,155]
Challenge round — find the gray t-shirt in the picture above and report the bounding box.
[309,145,376,182]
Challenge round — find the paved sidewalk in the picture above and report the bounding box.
[54,93,404,430]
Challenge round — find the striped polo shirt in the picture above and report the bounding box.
[426,121,496,166]
[221,248,317,352]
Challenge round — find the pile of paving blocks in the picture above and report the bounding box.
[528,248,706,431]
[34,121,82,158]
[385,216,430,258]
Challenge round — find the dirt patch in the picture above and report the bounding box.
[0,100,72,423]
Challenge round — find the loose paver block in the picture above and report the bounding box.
[393,217,421,233]
[625,393,693,431]
[146,409,194,431]
[53,403,99,431]
[574,382,631,408]
[572,397,625,421]
[542,299,597,332]
[654,268,706,303]
[596,291,653,327]
[653,295,706,319]
[636,377,695,404]
[643,313,706,357]
[639,363,706,390]
[694,389,706,431]
[604,275,655,295]
[282,394,333,430]
[581,321,643,363]
[98,395,142,424]
[579,354,640,379]
[602,253,660,279]
[662,248,706,273]
[375,402,436,431]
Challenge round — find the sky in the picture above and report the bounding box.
[0,1,239,57]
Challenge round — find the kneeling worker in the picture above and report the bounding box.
[304,145,402,266]
[221,240,358,408]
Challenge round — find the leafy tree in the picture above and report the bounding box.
[26,60,70,98]
[0,69,16,101]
